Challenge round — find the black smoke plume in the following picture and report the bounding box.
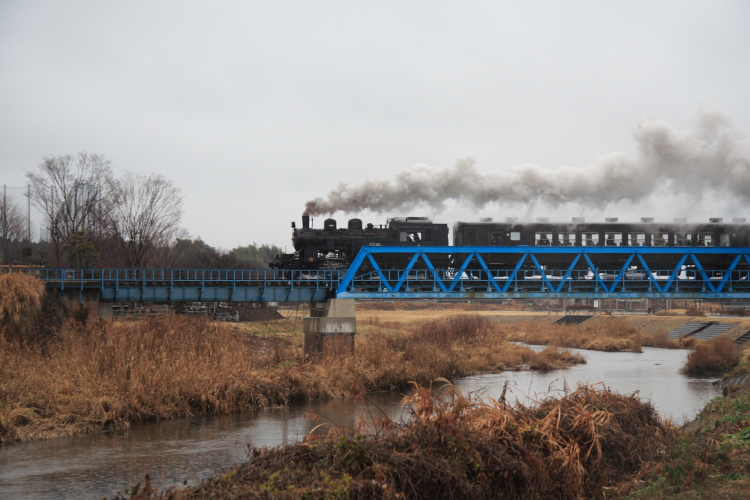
[304,108,750,217]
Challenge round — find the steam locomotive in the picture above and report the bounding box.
[271,215,750,271]
[270,215,449,270]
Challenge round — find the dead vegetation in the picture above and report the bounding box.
[499,316,683,352]
[118,385,675,500]
[681,337,742,376]
[0,314,584,444]
[0,272,45,327]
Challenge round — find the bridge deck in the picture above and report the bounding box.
[28,245,750,302]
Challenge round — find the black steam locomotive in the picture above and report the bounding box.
[271,215,750,271]
[270,215,449,270]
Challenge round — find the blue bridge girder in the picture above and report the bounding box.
[30,245,750,302]
[334,245,750,300]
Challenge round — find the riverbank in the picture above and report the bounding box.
[360,310,741,352]
[616,390,750,500]
[115,385,676,500]
[0,314,584,444]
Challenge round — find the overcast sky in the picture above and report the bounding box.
[2,1,749,250]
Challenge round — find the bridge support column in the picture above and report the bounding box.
[59,289,105,319]
[98,302,113,319]
[303,299,356,358]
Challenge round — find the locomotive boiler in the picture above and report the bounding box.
[270,215,450,270]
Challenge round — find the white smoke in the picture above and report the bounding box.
[304,108,750,218]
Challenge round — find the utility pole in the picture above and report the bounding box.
[27,184,31,242]
[2,184,6,262]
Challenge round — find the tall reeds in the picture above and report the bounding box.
[0,314,584,444]
[0,272,45,326]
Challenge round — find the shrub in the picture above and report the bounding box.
[681,337,741,376]
[125,386,674,500]
[685,308,706,317]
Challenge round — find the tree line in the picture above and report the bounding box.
[0,152,282,269]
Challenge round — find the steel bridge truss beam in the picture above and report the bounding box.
[336,246,750,299]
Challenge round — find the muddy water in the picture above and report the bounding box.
[0,347,721,500]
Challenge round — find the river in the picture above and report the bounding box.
[0,347,721,500]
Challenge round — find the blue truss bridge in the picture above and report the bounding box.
[30,246,750,303]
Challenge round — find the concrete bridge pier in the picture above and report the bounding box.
[58,289,114,319]
[303,298,356,358]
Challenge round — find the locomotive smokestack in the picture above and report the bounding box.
[302,215,310,229]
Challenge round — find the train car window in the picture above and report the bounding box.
[628,233,646,246]
[651,233,668,246]
[605,233,622,246]
[675,233,692,246]
[535,232,552,245]
[720,234,730,247]
[510,232,521,241]
[697,233,713,246]
[467,231,475,245]
[582,233,599,246]
[491,232,503,245]
[399,231,407,242]
[559,232,575,245]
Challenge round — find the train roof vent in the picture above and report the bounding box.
[405,217,430,222]
[733,218,747,223]
[605,217,618,222]
[480,217,493,222]
[506,217,518,222]
[674,218,687,222]
[536,217,549,222]
[572,217,585,223]
[710,217,723,223]
[641,217,654,223]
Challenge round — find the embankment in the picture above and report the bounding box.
[115,385,676,500]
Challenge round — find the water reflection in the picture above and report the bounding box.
[0,348,721,500]
[457,347,721,423]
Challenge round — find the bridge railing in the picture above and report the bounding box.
[31,268,346,290]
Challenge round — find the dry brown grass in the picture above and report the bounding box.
[357,301,510,311]
[0,314,584,444]
[121,385,674,500]
[681,337,741,376]
[498,316,684,352]
[0,273,45,326]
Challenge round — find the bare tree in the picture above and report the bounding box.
[26,152,113,265]
[108,172,183,268]
[1,196,27,243]
[1,196,27,263]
